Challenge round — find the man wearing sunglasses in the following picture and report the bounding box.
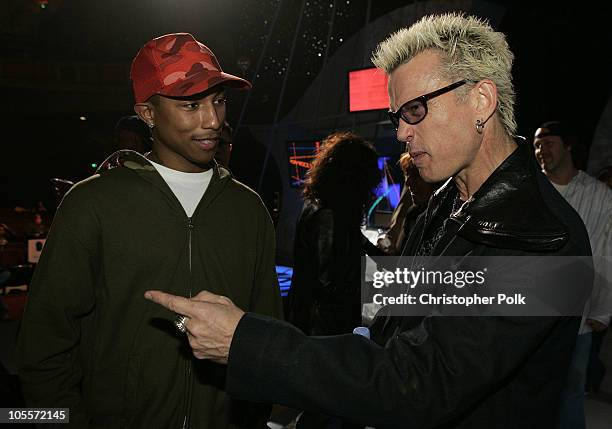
[144,14,592,428]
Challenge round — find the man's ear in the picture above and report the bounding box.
[134,102,155,128]
[472,79,498,120]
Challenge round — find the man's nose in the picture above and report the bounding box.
[199,104,222,130]
[396,121,415,147]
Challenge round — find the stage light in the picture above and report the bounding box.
[90,163,98,169]
[79,116,87,121]
[348,68,389,112]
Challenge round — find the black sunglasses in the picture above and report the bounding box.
[388,80,468,128]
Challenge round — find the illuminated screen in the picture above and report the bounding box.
[368,156,402,220]
[276,265,293,296]
[287,140,322,188]
[348,68,389,112]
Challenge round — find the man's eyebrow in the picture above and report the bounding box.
[535,132,552,139]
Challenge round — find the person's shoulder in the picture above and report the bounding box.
[49,174,104,226]
[534,170,591,255]
[309,203,333,221]
[216,165,269,205]
[60,162,146,214]
[298,199,328,216]
[298,200,334,229]
[224,177,262,201]
[575,170,601,187]
[457,149,588,254]
[221,177,273,219]
[533,169,579,223]
[67,167,134,196]
[60,173,103,205]
[576,171,612,201]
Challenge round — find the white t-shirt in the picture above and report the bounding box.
[149,160,213,217]
[552,171,612,331]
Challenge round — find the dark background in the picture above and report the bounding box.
[1,0,610,208]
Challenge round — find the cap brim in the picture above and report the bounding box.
[159,71,251,99]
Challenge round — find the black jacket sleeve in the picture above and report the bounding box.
[226,312,570,429]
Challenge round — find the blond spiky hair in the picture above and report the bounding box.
[372,13,516,136]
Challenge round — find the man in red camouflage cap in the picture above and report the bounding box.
[18,33,283,428]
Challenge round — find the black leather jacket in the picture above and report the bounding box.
[369,140,593,427]
[403,140,582,256]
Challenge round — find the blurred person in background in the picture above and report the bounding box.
[287,131,381,338]
[113,114,151,154]
[24,213,48,239]
[534,120,612,429]
[585,163,612,396]
[377,152,437,255]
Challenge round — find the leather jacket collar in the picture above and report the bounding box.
[427,140,568,252]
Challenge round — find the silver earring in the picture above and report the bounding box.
[148,122,154,129]
[475,119,484,134]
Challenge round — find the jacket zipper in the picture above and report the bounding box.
[182,217,195,429]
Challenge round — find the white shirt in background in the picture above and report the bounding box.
[552,170,612,333]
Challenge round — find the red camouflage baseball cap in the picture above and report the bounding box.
[130,32,251,103]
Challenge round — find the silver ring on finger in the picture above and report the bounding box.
[174,314,189,334]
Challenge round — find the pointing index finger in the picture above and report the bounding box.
[145,290,199,319]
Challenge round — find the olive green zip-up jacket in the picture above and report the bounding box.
[17,150,284,428]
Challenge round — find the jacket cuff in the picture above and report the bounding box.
[227,312,278,401]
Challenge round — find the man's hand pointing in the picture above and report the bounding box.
[145,290,245,364]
